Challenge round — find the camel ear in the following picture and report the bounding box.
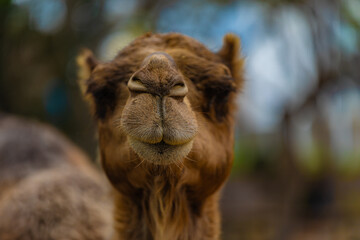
[76,49,98,96]
[218,34,244,90]
[76,49,118,120]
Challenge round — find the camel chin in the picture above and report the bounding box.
[128,137,193,165]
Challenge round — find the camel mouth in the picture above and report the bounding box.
[149,141,173,154]
[128,137,193,165]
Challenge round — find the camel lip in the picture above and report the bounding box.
[151,141,171,154]
[128,137,193,164]
[130,136,194,147]
[139,140,182,154]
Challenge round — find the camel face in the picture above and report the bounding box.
[78,32,243,179]
[121,52,197,164]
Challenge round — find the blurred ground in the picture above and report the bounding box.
[1,0,360,239]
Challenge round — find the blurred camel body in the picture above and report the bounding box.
[78,32,243,240]
[0,115,113,240]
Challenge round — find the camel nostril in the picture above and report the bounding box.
[132,76,141,82]
[128,76,148,93]
[173,82,185,87]
[169,82,188,97]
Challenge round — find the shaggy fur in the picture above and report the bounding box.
[0,116,113,240]
[78,32,244,240]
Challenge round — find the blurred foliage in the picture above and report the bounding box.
[1,0,360,239]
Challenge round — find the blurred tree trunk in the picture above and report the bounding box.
[0,0,12,112]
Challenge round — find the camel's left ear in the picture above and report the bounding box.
[218,34,244,90]
[76,48,99,96]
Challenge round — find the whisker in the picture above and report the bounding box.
[134,158,145,169]
[179,159,185,168]
[185,156,197,162]
[173,160,182,170]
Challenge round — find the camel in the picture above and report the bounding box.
[77,32,244,240]
[0,115,113,240]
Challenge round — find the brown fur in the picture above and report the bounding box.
[0,116,113,240]
[78,32,244,240]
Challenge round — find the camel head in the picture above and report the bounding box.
[77,33,243,193]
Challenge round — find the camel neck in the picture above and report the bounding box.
[111,174,220,240]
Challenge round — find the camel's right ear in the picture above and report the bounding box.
[218,34,244,91]
[76,49,98,96]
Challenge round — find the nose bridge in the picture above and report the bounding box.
[146,53,173,70]
[142,53,178,96]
